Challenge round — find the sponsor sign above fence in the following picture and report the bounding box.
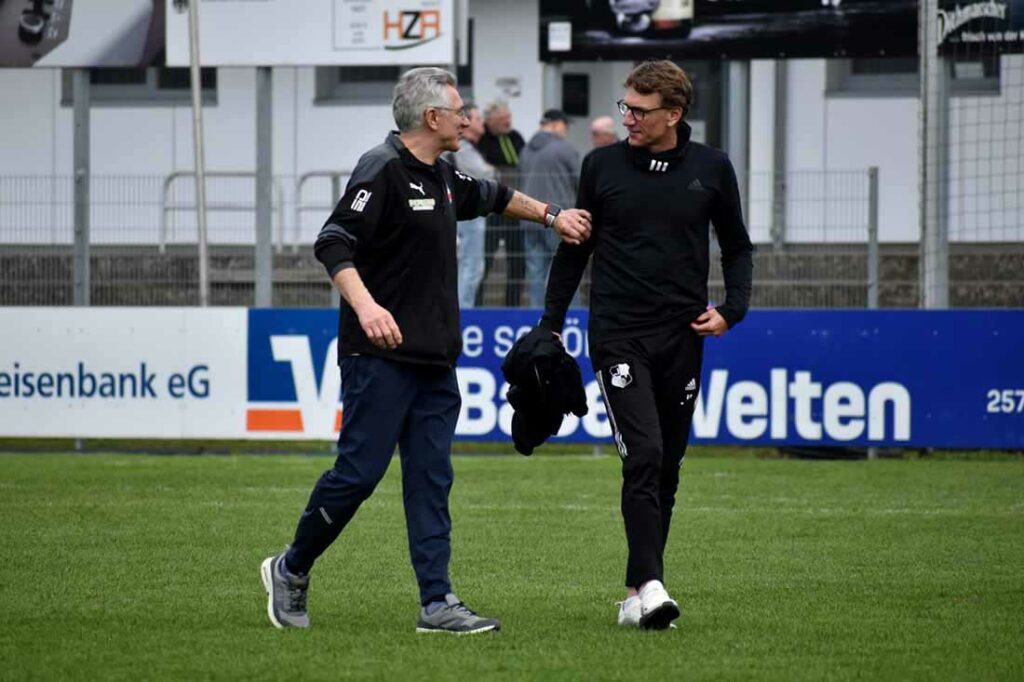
[1,308,1022,448]
[166,0,454,66]
[938,0,1024,55]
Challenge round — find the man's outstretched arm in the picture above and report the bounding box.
[502,190,592,245]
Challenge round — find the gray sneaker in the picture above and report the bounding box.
[260,551,310,629]
[415,594,501,635]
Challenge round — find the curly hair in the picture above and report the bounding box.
[624,60,693,118]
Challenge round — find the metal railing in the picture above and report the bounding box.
[2,168,1021,308]
[293,171,350,254]
[159,171,286,253]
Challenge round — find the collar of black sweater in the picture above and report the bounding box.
[630,121,692,173]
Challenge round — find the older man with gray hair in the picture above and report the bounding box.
[590,115,619,148]
[261,67,592,635]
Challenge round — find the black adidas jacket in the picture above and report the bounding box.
[540,123,754,346]
[315,133,514,367]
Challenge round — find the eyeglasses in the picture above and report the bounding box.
[616,99,668,121]
[433,106,469,120]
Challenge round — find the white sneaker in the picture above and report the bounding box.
[616,595,641,627]
[638,580,680,630]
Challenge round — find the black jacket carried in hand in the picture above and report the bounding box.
[501,327,588,456]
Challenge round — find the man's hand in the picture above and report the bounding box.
[552,208,592,245]
[354,299,403,350]
[691,308,729,337]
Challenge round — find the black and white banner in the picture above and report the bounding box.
[540,0,919,61]
[938,0,1024,54]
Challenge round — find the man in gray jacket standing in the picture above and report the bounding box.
[450,103,494,307]
[519,110,581,307]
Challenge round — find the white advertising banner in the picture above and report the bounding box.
[0,308,248,438]
[165,0,454,66]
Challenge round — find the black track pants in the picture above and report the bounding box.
[593,323,704,588]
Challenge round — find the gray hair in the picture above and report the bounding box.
[591,116,618,136]
[392,67,457,132]
[485,100,509,119]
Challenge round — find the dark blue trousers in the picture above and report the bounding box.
[285,355,461,605]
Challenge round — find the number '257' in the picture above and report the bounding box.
[986,389,1024,414]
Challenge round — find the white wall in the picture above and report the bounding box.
[776,54,1024,244]
[947,54,1024,243]
[559,61,634,153]
[469,0,543,140]
[0,70,61,175]
[783,59,920,243]
[0,0,543,177]
[745,59,919,244]
[747,59,778,242]
[0,4,1020,246]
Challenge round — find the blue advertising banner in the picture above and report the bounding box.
[245,308,1024,449]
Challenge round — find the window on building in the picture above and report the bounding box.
[61,67,217,106]
[562,73,589,117]
[315,66,404,104]
[826,55,1001,97]
[947,53,1000,95]
[826,57,919,96]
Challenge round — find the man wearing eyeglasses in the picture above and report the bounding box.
[538,60,754,630]
[260,67,593,635]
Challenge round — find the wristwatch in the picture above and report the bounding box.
[544,203,563,229]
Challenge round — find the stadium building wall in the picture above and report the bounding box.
[0,0,1020,244]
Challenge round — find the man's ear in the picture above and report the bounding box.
[666,108,683,128]
[424,109,440,132]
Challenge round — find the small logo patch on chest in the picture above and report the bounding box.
[409,198,436,211]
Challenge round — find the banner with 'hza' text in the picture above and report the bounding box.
[1,307,1022,448]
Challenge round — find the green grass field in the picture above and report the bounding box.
[1,452,1022,681]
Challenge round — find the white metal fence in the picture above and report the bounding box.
[1,168,1020,308]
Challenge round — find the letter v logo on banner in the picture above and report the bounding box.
[246,310,342,439]
[264,336,341,436]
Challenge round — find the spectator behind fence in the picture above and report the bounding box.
[590,115,619,148]
[449,103,494,308]
[519,109,581,308]
[477,101,526,306]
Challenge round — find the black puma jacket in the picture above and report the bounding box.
[315,133,514,367]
